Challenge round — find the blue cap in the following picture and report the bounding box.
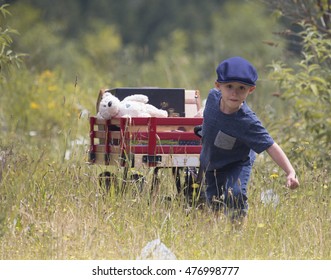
[216,56,258,86]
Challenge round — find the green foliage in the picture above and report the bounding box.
[0,68,88,139]
[0,4,24,79]
[6,3,82,74]
[82,22,122,70]
[269,22,331,167]
[265,0,331,33]
[263,0,331,57]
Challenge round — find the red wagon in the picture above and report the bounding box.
[88,88,204,203]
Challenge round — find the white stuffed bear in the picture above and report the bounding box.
[97,91,168,119]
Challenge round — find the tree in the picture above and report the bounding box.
[265,0,331,34]
[263,0,331,55]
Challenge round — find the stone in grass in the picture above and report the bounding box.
[261,189,280,208]
[137,239,177,260]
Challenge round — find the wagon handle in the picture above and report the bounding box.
[194,125,202,138]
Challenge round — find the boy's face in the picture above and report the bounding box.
[215,81,256,114]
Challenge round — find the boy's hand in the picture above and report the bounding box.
[286,173,299,189]
[266,143,300,190]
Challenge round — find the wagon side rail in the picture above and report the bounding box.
[88,116,203,168]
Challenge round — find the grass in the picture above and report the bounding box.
[0,128,330,260]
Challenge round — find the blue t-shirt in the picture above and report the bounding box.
[200,88,274,171]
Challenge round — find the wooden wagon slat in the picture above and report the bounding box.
[130,145,201,154]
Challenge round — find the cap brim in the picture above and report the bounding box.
[217,79,256,86]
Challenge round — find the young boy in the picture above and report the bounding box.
[200,56,299,217]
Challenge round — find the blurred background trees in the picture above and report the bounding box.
[0,0,330,167]
[3,0,285,83]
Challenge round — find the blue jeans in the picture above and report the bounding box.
[205,156,255,217]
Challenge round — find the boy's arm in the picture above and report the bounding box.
[266,143,299,189]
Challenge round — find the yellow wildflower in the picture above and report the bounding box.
[270,173,279,179]
[30,102,40,109]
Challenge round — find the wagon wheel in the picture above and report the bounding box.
[99,168,145,198]
[150,167,158,189]
[126,170,145,195]
[150,167,179,202]
[98,171,118,196]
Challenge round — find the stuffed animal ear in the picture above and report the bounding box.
[103,91,111,97]
[96,89,112,113]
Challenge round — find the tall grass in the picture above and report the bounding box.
[0,68,329,260]
[0,128,330,260]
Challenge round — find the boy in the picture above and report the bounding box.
[200,56,299,217]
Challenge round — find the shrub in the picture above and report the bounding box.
[269,22,331,168]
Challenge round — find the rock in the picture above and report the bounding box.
[261,189,280,208]
[137,239,177,260]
